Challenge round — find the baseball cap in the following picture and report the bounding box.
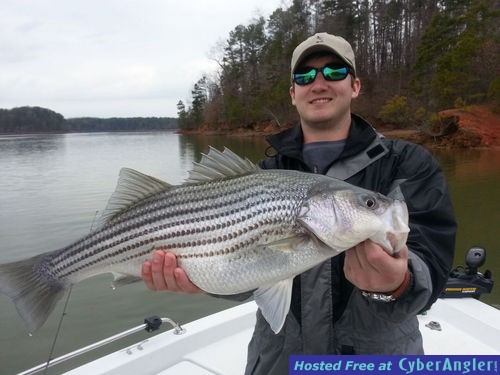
[291,33,356,76]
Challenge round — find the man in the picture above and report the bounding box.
[142,33,456,374]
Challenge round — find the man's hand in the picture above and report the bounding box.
[344,240,409,293]
[142,250,203,294]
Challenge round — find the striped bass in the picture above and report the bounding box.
[0,147,409,333]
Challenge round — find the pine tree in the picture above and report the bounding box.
[176,100,187,129]
[412,0,499,109]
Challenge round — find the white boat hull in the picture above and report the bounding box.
[60,298,500,375]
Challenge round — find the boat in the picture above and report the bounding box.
[19,247,499,375]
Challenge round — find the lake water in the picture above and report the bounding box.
[0,132,499,374]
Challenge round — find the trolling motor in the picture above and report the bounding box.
[440,246,494,299]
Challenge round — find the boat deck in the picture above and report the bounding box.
[59,298,500,375]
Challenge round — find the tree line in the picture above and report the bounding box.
[178,0,499,130]
[66,116,178,132]
[0,106,178,134]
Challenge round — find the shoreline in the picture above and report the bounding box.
[178,105,500,150]
[2,105,498,149]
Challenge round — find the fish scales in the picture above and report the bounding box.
[52,173,275,261]
[47,172,311,285]
[0,147,409,333]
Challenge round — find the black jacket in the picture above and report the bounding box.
[245,114,456,374]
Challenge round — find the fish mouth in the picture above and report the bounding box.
[386,231,408,253]
[386,201,410,253]
[372,200,409,254]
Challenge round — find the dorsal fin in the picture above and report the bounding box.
[184,146,259,184]
[98,148,257,227]
[98,168,171,227]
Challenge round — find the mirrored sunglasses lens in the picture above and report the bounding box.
[294,69,317,85]
[323,66,349,81]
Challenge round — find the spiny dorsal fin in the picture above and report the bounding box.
[98,168,171,227]
[185,146,259,184]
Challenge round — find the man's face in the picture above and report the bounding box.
[290,54,360,130]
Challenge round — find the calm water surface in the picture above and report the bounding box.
[0,132,499,374]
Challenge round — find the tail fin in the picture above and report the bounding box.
[0,254,66,333]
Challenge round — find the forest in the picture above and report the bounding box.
[178,0,499,130]
[0,106,178,134]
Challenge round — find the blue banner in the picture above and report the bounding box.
[289,355,499,375]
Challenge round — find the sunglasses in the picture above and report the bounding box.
[293,64,351,85]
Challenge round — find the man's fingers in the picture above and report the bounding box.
[141,261,155,291]
[149,250,169,291]
[174,268,203,294]
[162,252,181,292]
[142,250,203,294]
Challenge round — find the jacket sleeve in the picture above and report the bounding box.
[358,251,432,322]
[393,142,456,312]
[357,141,455,321]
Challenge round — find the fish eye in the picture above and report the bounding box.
[363,196,378,209]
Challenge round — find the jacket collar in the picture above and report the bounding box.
[265,113,377,162]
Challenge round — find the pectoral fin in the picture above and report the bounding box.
[253,278,294,334]
[265,236,308,252]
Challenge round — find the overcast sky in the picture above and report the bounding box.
[1,0,285,118]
